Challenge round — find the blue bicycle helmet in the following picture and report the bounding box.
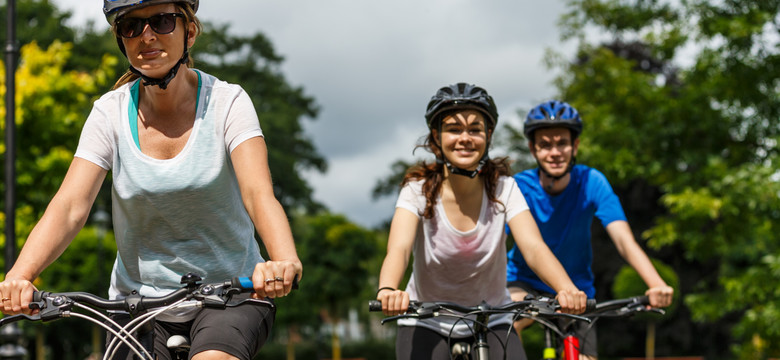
[523,100,583,140]
[525,100,582,183]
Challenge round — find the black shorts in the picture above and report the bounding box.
[107,295,275,360]
[507,280,597,357]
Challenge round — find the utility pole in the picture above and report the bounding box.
[1,0,28,359]
[3,0,17,274]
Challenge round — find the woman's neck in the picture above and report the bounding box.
[443,171,483,196]
[139,67,197,114]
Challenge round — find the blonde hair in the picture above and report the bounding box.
[111,3,202,90]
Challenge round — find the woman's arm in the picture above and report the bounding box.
[376,208,418,316]
[231,136,302,299]
[0,158,107,314]
[508,211,586,313]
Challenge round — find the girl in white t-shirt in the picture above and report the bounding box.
[376,83,586,359]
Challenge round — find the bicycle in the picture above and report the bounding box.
[368,298,595,360]
[0,272,297,360]
[525,295,665,360]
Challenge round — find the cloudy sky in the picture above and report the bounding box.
[52,0,577,228]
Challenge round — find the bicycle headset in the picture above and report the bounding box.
[103,0,200,90]
[424,83,499,178]
[523,100,583,181]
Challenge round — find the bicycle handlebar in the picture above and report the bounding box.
[368,298,597,324]
[585,295,664,318]
[1,272,299,326]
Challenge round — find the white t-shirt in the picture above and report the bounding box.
[74,70,264,321]
[395,176,529,337]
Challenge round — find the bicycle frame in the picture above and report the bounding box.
[541,321,580,360]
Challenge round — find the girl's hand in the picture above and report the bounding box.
[251,259,302,299]
[0,278,37,315]
[376,288,409,316]
[555,288,587,314]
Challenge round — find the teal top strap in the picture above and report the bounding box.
[128,71,202,150]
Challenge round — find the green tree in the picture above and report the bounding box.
[506,0,780,357]
[278,212,381,360]
[1,39,118,359]
[612,259,679,358]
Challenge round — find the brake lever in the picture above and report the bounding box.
[523,298,592,324]
[0,313,41,326]
[378,303,441,325]
[29,294,74,322]
[224,297,275,309]
[549,312,592,323]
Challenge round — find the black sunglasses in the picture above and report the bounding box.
[117,13,185,38]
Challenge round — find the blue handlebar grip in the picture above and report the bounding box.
[232,277,254,291]
[231,275,300,291]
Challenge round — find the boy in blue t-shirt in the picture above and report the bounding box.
[507,100,674,358]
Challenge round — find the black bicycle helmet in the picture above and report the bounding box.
[103,0,199,90]
[424,83,498,178]
[523,100,583,140]
[425,83,499,130]
[104,0,199,25]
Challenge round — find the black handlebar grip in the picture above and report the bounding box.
[586,298,597,312]
[32,291,50,303]
[636,295,650,305]
[368,300,382,312]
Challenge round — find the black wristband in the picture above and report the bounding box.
[376,287,396,297]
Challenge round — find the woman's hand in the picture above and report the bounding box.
[251,259,302,299]
[376,288,410,316]
[555,288,587,314]
[0,278,37,315]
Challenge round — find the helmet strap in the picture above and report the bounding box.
[439,154,487,179]
[120,26,191,90]
[538,156,576,191]
[128,50,188,90]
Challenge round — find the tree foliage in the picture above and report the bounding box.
[512,0,780,357]
[0,39,117,257]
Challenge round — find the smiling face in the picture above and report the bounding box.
[118,3,196,79]
[435,110,490,171]
[530,127,579,179]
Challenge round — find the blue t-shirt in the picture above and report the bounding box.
[506,165,626,298]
